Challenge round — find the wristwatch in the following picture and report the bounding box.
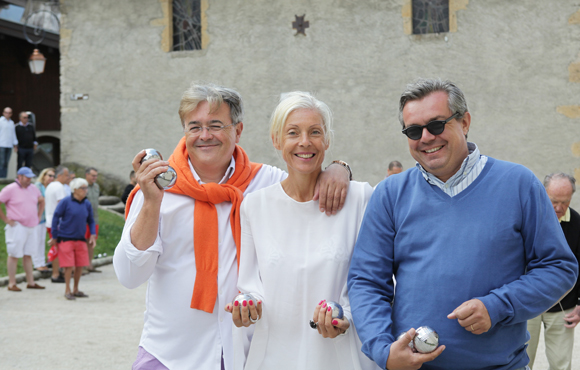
[327,160,352,181]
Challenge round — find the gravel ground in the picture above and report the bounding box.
[0,262,578,369]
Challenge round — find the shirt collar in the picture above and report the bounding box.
[559,207,571,223]
[190,157,236,185]
[72,196,86,203]
[416,142,480,187]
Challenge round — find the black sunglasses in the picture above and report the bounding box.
[402,112,460,140]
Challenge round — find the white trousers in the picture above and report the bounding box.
[5,222,37,258]
[527,308,575,370]
[32,222,47,268]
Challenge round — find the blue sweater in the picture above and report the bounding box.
[51,195,96,241]
[347,157,578,370]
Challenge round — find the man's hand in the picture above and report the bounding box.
[48,238,56,247]
[5,218,15,227]
[447,299,491,335]
[88,235,97,249]
[132,150,169,205]
[564,306,580,328]
[313,163,349,215]
[385,329,445,370]
[225,297,262,328]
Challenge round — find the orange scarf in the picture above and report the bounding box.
[125,138,262,313]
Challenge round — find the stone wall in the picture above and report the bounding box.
[60,0,580,208]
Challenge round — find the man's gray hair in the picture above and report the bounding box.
[178,83,244,128]
[55,165,68,177]
[85,166,98,174]
[544,173,576,193]
[398,78,469,128]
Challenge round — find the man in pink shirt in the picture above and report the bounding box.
[0,166,45,291]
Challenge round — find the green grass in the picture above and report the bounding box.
[0,207,125,277]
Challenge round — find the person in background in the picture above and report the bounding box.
[121,170,136,204]
[15,111,37,169]
[63,171,75,196]
[45,165,70,283]
[33,167,55,272]
[0,107,18,178]
[84,167,101,273]
[50,177,96,300]
[0,167,45,291]
[386,160,403,178]
[527,173,580,370]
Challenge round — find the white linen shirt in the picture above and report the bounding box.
[44,181,66,227]
[237,181,380,370]
[114,158,286,370]
[0,116,17,148]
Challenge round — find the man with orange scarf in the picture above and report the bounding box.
[114,83,351,370]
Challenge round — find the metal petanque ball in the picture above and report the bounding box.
[326,301,344,319]
[141,148,177,190]
[233,293,256,317]
[397,331,416,352]
[413,326,439,354]
[97,253,102,258]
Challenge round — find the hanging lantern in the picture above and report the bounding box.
[28,49,46,74]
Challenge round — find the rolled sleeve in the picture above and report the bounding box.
[113,191,163,289]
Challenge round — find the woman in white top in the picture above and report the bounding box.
[226,92,378,370]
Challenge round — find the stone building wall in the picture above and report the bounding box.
[59,0,580,208]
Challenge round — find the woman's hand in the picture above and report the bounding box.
[312,300,349,338]
[225,297,262,328]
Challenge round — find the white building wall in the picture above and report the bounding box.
[59,0,580,208]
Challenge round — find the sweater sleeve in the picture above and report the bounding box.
[478,178,579,327]
[347,183,395,369]
[51,200,65,239]
[86,202,96,235]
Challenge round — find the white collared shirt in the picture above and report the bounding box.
[417,142,488,197]
[0,116,18,148]
[559,208,571,223]
[114,161,286,370]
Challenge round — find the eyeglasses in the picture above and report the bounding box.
[402,112,460,140]
[78,186,88,190]
[186,123,236,135]
[47,174,55,178]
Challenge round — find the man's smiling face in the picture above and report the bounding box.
[402,91,471,182]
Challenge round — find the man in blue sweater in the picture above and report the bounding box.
[347,78,578,370]
[50,178,96,300]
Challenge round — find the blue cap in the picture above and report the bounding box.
[17,167,35,178]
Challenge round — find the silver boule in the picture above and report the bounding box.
[141,148,177,190]
[326,301,344,319]
[413,326,439,354]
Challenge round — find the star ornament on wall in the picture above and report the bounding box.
[292,14,310,36]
